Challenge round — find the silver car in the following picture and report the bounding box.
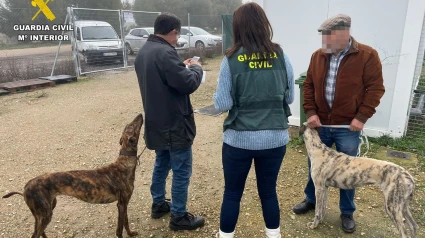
[74,20,124,64]
[180,26,222,51]
[124,27,190,57]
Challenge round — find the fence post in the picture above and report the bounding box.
[51,14,69,77]
[119,10,127,68]
[221,16,224,55]
[188,13,191,56]
[295,72,307,126]
[68,7,80,77]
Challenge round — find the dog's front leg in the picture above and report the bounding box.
[124,204,138,237]
[319,187,328,222]
[116,199,126,238]
[308,183,324,229]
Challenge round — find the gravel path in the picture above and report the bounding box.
[0,58,424,238]
[0,45,72,58]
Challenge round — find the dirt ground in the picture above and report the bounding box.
[0,57,424,238]
[0,45,71,58]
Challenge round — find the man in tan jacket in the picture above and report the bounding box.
[292,14,385,233]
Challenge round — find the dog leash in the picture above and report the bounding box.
[137,146,147,166]
[320,125,370,157]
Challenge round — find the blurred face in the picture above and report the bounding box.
[321,28,350,54]
[165,29,180,46]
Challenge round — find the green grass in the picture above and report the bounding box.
[288,126,425,170]
[368,135,425,155]
[288,136,304,149]
[356,134,425,175]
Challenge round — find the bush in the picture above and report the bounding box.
[0,57,75,83]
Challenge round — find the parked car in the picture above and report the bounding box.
[124,27,190,57]
[180,26,222,51]
[73,20,124,64]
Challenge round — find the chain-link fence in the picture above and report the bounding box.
[0,7,226,82]
[122,10,161,67]
[183,14,223,60]
[406,15,425,141]
[70,8,125,74]
[0,7,75,84]
[188,14,223,54]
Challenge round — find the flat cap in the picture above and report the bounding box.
[318,14,351,32]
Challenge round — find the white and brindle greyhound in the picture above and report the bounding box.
[299,122,418,238]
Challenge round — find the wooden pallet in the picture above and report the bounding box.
[0,89,10,96]
[39,75,77,84]
[0,79,55,93]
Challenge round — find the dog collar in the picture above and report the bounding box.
[119,150,138,156]
[119,146,147,166]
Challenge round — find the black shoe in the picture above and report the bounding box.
[151,199,171,219]
[341,214,356,233]
[169,212,205,231]
[292,199,315,214]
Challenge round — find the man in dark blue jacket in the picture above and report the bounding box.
[134,12,204,231]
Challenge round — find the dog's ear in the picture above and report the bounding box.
[299,124,307,137]
[120,124,130,145]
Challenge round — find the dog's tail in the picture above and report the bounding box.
[2,192,23,198]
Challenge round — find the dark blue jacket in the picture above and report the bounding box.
[135,35,203,150]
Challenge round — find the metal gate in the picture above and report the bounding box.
[121,10,161,67]
[406,13,425,140]
[67,7,160,75]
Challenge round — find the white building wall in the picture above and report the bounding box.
[252,0,425,137]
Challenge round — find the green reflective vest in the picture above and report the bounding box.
[223,47,292,132]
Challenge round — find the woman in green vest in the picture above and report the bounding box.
[213,2,295,238]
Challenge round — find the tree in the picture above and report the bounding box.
[184,0,213,28]
[122,0,133,10]
[133,0,185,27]
[0,0,55,40]
[71,0,124,38]
[132,0,157,12]
[0,0,243,42]
[132,0,242,31]
[211,0,242,15]
[66,0,123,10]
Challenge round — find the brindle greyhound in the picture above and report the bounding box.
[3,114,144,238]
[299,122,418,238]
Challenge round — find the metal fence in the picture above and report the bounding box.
[406,13,425,141]
[0,7,224,81]
[0,7,75,83]
[69,7,126,75]
[122,10,161,67]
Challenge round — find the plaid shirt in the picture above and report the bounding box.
[325,38,352,108]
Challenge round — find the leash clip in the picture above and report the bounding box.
[320,125,370,157]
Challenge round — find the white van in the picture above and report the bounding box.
[74,20,124,64]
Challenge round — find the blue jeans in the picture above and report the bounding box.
[304,127,360,215]
[150,147,192,217]
[220,143,286,232]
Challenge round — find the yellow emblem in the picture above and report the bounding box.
[32,0,56,21]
